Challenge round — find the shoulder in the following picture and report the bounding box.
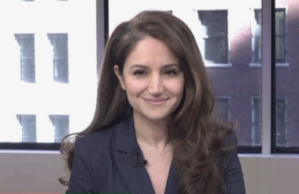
[217,131,239,171]
[220,133,245,193]
[74,121,124,154]
[222,130,238,146]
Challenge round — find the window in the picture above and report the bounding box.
[253,9,286,64]
[1,0,298,153]
[17,115,36,142]
[252,97,287,146]
[15,34,35,83]
[275,98,287,146]
[49,115,69,143]
[48,33,69,83]
[197,10,229,64]
[274,0,298,152]
[252,97,262,146]
[109,1,263,151]
[214,97,230,121]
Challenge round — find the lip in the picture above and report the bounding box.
[143,98,169,105]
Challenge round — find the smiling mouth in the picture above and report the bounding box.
[143,98,170,105]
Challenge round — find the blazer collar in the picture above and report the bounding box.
[115,115,139,154]
[114,115,179,194]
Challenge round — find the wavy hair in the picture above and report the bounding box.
[59,10,236,194]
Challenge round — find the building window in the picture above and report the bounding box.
[252,98,262,145]
[15,34,35,83]
[165,10,172,14]
[252,97,287,146]
[197,10,229,64]
[49,115,69,143]
[253,9,286,63]
[276,98,287,146]
[17,115,36,142]
[48,34,69,83]
[214,97,230,121]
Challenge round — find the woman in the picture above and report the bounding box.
[60,10,245,194]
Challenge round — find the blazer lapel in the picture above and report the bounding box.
[114,117,155,194]
[164,161,179,194]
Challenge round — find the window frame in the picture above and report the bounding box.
[268,0,298,154]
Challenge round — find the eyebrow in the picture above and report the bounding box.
[130,63,180,70]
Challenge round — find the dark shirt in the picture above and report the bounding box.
[67,117,246,194]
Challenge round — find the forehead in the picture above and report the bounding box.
[124,36,178,67]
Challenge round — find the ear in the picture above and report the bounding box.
[114,65,126,90]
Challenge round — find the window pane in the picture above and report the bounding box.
[49,115,69,143]
[48,34,69,83]
[254,9,286,63]
[204,37,228,63]
[252,98,262,146]
[17,115,36,142]
[275,0,299,147]
[276,36,285,62]
[198,10,228,37]
[15,34,36,83]
[276,98,287,146]
[254,36,262,63]
[0,0,97,144]
[275,10,285,36]
[254,10,262,36]
[214,98,230,121]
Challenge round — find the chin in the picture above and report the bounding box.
[141,112,170,122]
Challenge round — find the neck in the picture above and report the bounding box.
[133,111,169,150]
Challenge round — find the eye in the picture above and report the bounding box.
[133,70,146,76]
[164,69,177,75]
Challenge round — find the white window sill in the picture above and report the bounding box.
[0,150,298,159]
[249,63,289,67]
[204,62,232,67]
[239,154,299,159]
[0,150,60,154]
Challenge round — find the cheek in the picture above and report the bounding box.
[124,78,146,95]
[167,78,185,96]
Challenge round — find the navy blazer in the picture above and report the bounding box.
[66,117,246,194]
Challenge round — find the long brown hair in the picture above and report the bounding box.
[60,10,236,194]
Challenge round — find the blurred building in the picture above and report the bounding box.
[0,0,97,143]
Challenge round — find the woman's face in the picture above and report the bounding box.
[114,36,185,122]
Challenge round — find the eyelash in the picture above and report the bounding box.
[133,70,146,75]
[164,70,177,75]
[133,69,178,76]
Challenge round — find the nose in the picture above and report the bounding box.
[148,73,164,96]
